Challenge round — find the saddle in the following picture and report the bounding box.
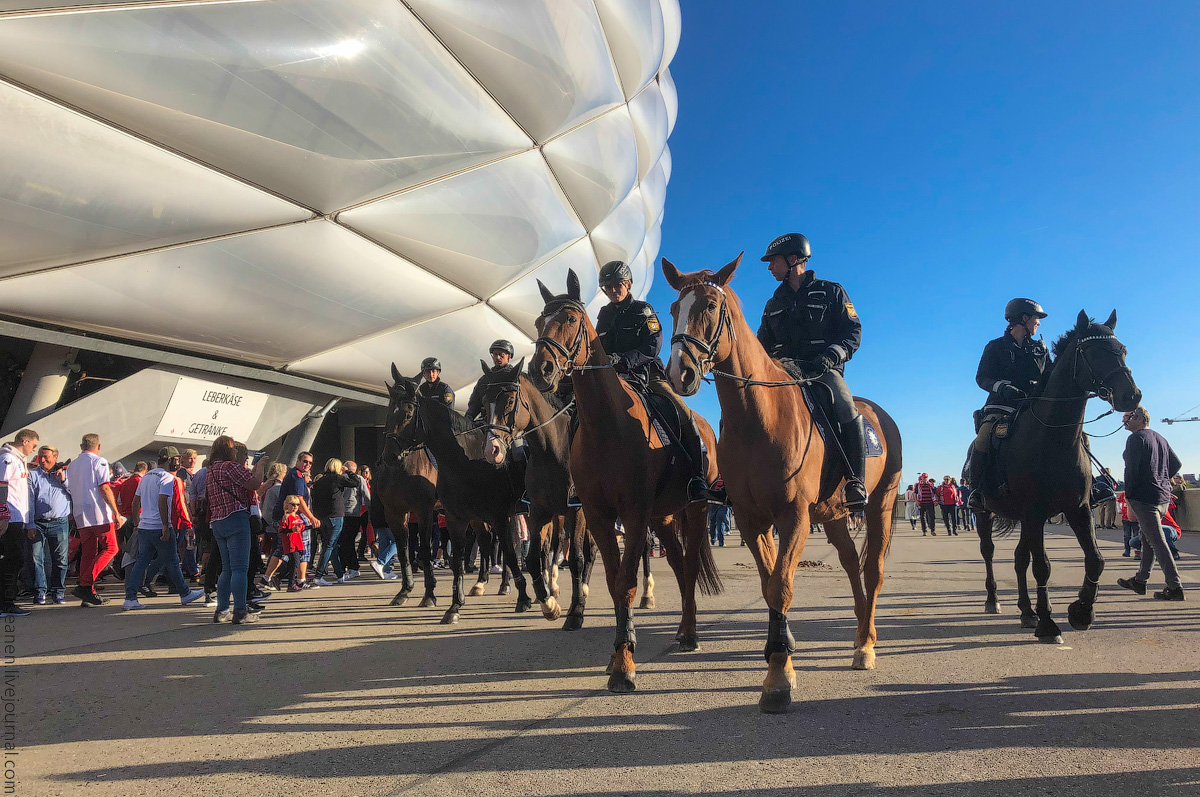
[971,406,1024,497]
[621,375,683,451]
[799,383,884,503]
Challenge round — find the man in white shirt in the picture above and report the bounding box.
[0,429,39,617]
[122,448,203,610]
[65,433,125,606]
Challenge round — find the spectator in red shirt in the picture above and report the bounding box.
[936,476,960,536]
[205,436,271,624]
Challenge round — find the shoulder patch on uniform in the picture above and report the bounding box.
[639,305,652,316]
[646,316,661,333]
[844,302,858,320]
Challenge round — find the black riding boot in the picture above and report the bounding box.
[839,416,869,510]
[681,417,727,504]
[967,448,987,512]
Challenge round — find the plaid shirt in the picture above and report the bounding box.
[205,460,254,523]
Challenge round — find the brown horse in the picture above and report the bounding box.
[529,270,722,692]
[661,255,902,713]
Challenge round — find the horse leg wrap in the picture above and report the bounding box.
[763,608,796,663]
[614,606,637,652]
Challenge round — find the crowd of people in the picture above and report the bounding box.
[903,473,974,537]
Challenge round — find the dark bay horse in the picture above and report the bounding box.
[529,271,722,693]
[661,255,902,714]
[973,311,1140,643]
[405,365,533,624]
[477,362,598,630]
[375,374,439,607]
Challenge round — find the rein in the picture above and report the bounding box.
[484,378,574,445]
[1026,333,1129,435]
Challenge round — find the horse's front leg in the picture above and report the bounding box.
[608,510,649,693]
[468,523,489,597]
[761,504,812,714]
[417,512,438,608]
[497,515,532,613]
[975,510,1000,614]
[442,518,469,625]
[562,510,591,631]
[1023,517,1062,643]
[1063,504,1104,631]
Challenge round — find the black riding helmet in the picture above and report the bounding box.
[1004,298,1048,323]
[598,260,633,287]
[420,356,442,372]
[489,339,515,357]
[760,233,811,262]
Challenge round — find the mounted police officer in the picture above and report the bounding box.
[596,260,723,503]
[417,356,455,407]
[757,233,867,509]
[966,298,1049,509]
[465,339,515,422]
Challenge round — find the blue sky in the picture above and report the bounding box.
[650,0,1200,485]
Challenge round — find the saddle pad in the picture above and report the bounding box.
[800,386,884,459]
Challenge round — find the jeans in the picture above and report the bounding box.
[339,515,361,572]
[374,527,397,574]
[1130,499,1181,589]
[31,518,70,596]
[1122,520,1140,553]
[316,516,344,578]
[211,511,252,612]
[708,508,730,545]
[125,529,191,602]
[940,505,958,533]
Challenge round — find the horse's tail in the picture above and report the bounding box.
[693,516,724,596]
[991,514,1020,537]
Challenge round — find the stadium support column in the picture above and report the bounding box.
[3,343,77,433]
[277,398,338,467]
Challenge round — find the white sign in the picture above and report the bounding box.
[155,376,270,442]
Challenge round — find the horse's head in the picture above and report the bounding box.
[386,363,420,436]
[480,359,527,465]
[1059,310,1142,412]
[661,253,743,396]
[529,269,587,393]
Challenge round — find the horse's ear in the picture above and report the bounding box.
[513,357,525,375]
[566,269,581,301]
[713,252,743,287]
[1103,309,1117,331]
[390,362,404,385]
[480,359,490,376]
[1076,310,1089,331]
[537,279,555,306]
[661,257,685,289]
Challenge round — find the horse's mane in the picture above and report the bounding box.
[1051,326,1080,358]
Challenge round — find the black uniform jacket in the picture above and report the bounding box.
[418,379,455,407]
[596,295,666,380]
[975,331,1049,409]
[756,270,862,372]
[465,365,506,421]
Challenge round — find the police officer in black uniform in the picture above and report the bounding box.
[465,339,516,422]
[966,298,1049,509]
[417,356,455,407]
[595,260,723,503]
[756,233,868,509]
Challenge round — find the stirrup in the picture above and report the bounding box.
[842,479,868,510]
[687,477,728,505]
[566,487,582,508]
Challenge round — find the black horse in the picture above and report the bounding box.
[402,364,532,624]
[974,310,1141,642]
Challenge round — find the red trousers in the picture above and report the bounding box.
[77,522,117,587]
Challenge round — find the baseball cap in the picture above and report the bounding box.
[158,445,181,459]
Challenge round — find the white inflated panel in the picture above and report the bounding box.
[0,0,532,212]
[589,186,647,267]
[593,0,665,100]
[0,81,309,278]
[339,149,585,299]
[0,220,475,366]
[659,0,682,73]
[658,145,673,184]
[628,81,670,180]
[541,106,638,230]
[406,0,624,142]
[659,69,679,136]
[627,245,651,300]
[640,160,668,228]
[289,303,529,396]
[489,237,599,339]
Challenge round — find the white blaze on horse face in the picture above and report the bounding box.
[668,290,697,390]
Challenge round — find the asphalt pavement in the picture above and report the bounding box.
[18,519,1200,796]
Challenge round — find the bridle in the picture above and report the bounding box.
[670,281,735,377]
[1071,333,1130,405]
[534,297,614,384]
[483,379,527,441]
[383,394,425,458]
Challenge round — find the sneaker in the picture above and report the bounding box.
[213,609,232,623]
[35,593,47,605]
[139,585,158,599]
[251,589,270,601]
[80,589,104,607]
[180,589,205,606]
[246,601,265,613]
[0,604,31,618]
[268,576,282,591]
[1153,586,1185,601]
[489,564,503,575]
[383,572,399,580]
[302,581,317,590]
[232,609,259,624]
[1122,550,1131,557]
[1133,550,1141,559]
[288,582,304,592]
[370,560,386,579]
[204,593,218,608]
[53,593,66,605]
[122,599,145,610]
[346,569,360,580]
[71,585,89,601]
[1117,576,1147,595]
[315,577,336,587]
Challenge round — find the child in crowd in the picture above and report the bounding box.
[278,497,307,592]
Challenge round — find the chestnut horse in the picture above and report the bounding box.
[529,270,722,692]
[662,255,902,713]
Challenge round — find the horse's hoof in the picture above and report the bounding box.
[541,597,561,621]
[1020,612,1038,629]
[468,583,486,597]
[440,609,459,625]
[984,598,1000,614]
[1067,600,1094,631]
[418,595,436,608]
[498,585,511,596]
[1039,634,1064,645]
[851,648,876,670]
[561,614,584,631]
[604,658,615,675]
[1035,618,1063,644]
[390,592,410,607]
[515,595,532,613]
[759,688,792,714]
[607,672,637,693]
[638,596,655,610]
[675,633,699,652]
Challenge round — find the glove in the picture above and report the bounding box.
[609,353,623,368]
[800,354,834,379]
[998,383,1027,403]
